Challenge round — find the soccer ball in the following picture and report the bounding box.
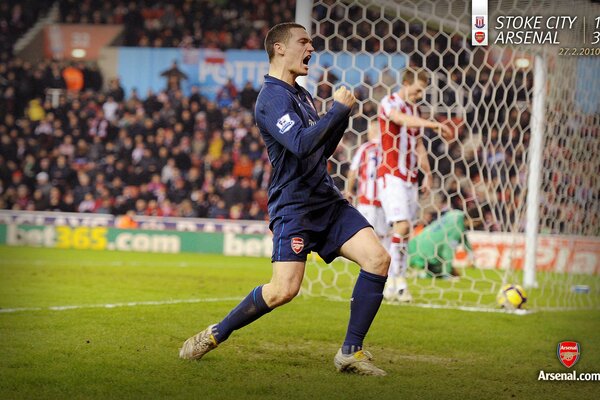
[496,284,527,309]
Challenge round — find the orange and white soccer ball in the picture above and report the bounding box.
[496,284,527,309]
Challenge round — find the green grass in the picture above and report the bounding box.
[1,246,599,400]
[304,257,600,310]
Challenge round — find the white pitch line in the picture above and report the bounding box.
[3,259,197,268]
[323,296,534,314]
[406,301,533,315]
[0,297,243,314]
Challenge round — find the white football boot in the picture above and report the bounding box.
[179,324,218,360]
[334,348,387,376]
[395,277,413,302]
[383,280,398,302]
[384,277,412,302]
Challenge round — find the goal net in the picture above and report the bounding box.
[301,0,600,311]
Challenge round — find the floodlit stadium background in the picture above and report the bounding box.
[1,1,600,399]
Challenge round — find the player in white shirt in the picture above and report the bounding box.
[377,69,453,302]
[346,120,387,238]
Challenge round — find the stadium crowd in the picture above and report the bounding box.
[57,0,296,50]
[0,57,272,220]
[0,1,54,59]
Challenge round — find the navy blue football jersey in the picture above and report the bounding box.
[255,75,351,219]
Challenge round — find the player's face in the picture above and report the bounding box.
[405,79,427,103]
[283,28,314,76]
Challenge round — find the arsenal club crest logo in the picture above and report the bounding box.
[474,31,486,43]
[291,237,304,254]
[557,341,580,368]
[475,16,485,29]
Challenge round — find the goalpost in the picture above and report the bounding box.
[297,0,600,310]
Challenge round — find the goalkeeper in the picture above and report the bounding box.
[408,209,479,278]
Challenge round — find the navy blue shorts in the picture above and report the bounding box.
[270,201,372,264]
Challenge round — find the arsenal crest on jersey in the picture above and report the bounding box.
[557,341,580,368]
[475,16,485,29]
[291,237,304,254]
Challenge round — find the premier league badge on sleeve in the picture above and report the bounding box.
[557,341,580,368]
[276,113,295,134]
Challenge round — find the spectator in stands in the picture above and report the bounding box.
[205,101,224,131]
[26,98,45,122]
[107,77,125,102]
[116,210,138,228]
[83,62,104,91]
[208,198,228,219]
[45,63,66,90]
[239,81,259,110]
[216,79,238,108]
[78,192,96,213]
[178,199,198,218]
[102,96,119,122]
[62,63,84,93]
[160,60,188,92]
[121,2,144,46]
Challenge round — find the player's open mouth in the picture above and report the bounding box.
[302,55,311,66]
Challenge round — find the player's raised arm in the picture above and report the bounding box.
[322,87,356,157]
[256,88,353,158]
[387,109,453,139]
[380,68,452,140]
[344,141,364,202]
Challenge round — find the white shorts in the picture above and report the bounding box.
[356,204,388,237]
[377,175,419,224]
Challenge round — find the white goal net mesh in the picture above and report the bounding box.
[302,0,600,310]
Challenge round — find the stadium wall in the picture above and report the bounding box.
[116,48,269,100]
[0,212,598,274]
[44,24,123,60]
[98,47,120,91]
[0,211,271,258]
[113,48,406,100]
[0,224,271,258]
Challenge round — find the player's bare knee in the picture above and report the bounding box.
[269,285,300,307]
[377,250,391,276]
[282,285,300,303]
[364,248,390,276]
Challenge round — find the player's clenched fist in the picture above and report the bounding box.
[333,86,356,108]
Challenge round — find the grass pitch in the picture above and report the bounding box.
[0,246,599,400]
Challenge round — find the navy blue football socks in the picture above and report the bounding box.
[212,285,272,343]
[342,269,387,355]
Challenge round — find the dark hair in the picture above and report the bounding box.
[264,22,306,61]
[402,68,429,85]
